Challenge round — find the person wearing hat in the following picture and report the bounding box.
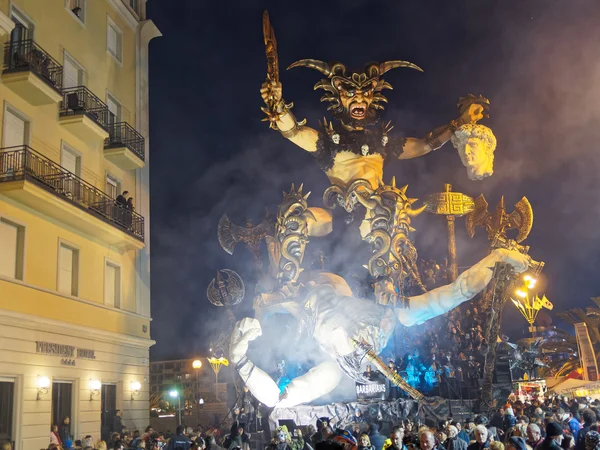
[538,423,564,450]
[584,431,600,450]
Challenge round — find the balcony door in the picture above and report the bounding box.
[10,9,33,43]
[2,107,29,175]
[63,54,85,90]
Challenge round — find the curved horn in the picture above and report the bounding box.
[379,60,424,75]
[287,59,332,77]
[407,203,427,217]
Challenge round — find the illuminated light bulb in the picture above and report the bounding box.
[89,379,101,390]
[37,376,50,388]
[516,289,527,298]
[192,360,202,369]
[130,381,142,391]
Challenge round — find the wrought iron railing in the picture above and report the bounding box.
[0,146,144,241]
[60,86,111,131]
[3,39,63,93]
[105,122,146,161]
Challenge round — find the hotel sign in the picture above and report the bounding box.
[36,341,97,366]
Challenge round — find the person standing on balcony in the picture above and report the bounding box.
[116,190,128,206]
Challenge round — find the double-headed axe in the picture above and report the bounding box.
[425,184,475,282]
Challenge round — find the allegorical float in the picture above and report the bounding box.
[206,12,546,426]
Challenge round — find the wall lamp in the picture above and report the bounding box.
[36,376,50,400]
[130,381,141,400]
[89,379,101,401]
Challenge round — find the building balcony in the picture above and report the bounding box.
[1,39,63,106]
[104,122,146,170]
[0,145,144,249]
[59,86,110,143]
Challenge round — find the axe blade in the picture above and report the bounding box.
[217,214,237,255]
[465,194,489,239]
[509,196,534,243]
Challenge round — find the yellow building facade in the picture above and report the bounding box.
[0,0,160,448]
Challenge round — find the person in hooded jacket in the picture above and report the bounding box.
[368,424,385,450]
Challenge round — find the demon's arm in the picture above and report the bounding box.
[261,80,319,152]
[396,248,530,326]
[397,102,487,159]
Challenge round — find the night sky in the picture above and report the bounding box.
[146,0,600,361]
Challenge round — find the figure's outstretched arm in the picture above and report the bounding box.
[261,81,319,152]
[396,248,531,327]
[397,103,486,160]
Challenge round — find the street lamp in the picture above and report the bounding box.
[510,274,553,337]
[192,359,202,425]
[207,357,229,401]
[169,389,181,427]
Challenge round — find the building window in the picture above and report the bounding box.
[107,17,122,63]
[3,106,29,148]
[63,52,85,89]
[58,242,79,296]
[60,143,81,177]
[66,0,85,24]
[52,382,72,431]
[0,218,25,280]
[106,92,122,128]
[0,379,14,444]
[106,174,120,199]
[104,260,121,308]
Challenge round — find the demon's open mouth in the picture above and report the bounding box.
[350,103,367,119]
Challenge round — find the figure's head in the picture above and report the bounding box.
[451,124,497,181]
[288,59,422,129]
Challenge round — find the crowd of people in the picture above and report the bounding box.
[383,305,488,394]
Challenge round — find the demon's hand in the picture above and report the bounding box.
[460,103,486,124]
[260,80,283,107]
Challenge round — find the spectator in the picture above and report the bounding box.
[467,426,490,450]
[584,432,600,450]
[504,409,518,432]
[563,435,575,450]
[96,441,108,450]
[50,424,62,446]
[576,409,597,450]
[445,426,467,450]
[490,443,504,450]
[116,191,128,206]
[167,426,192,450]
[383,427,407,450]
[205,436,224,450]
[562,413,580,440]
[359,434,376,450]
[420,430,442,450]
[539,423,563,450]
[368,424,386,450]
[527,424,544,449]
[506,437,526,450]
[59,417,71,443]
[113,410,125,435]
[455,423,470,445]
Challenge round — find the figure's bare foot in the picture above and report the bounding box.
[230,318,262,364]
